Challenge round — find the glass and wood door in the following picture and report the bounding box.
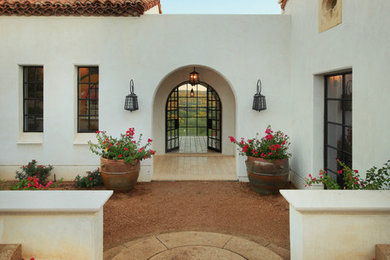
[207,86,221,152]
[165,81,221,153]
[324,72,352,186]
[166,87,179,152]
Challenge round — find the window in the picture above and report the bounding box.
[23,66,44,132]
[324,72,352,186]
[77,67,99,132]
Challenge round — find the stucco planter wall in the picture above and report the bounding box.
[280,190,390,260]
[0,191,113,260]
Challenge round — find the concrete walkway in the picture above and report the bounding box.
[104,231,283,260]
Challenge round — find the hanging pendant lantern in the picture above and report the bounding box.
[189,67,199,86]
[190,88,195,97]
[124,79,139,112]
[252,79,267,111]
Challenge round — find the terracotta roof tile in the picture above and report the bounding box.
[0,0,160,16]
[279,0,288,11]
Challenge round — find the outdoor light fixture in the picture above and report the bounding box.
[124,79,139,112]
[190,88,195,97]
[189,67,199,86]
[252,79,267,111]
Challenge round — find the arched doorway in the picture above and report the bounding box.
[166,81,222,153]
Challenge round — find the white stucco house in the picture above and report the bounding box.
[0,0,389,189]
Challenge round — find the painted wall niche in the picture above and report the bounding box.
[319,0,342,32]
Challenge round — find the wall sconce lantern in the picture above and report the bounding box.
[252,79,267,111]
[189,67,199,86]
[124,79,139,112]
[190,88,195,97]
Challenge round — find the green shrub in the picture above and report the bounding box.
[74,168,103,188]
[16,160,53,184]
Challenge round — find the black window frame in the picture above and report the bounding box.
[324,71,352,186]
[77,66,99,133]
[23,66,44,132]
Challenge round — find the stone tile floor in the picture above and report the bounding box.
[152,154,237,181]
[104,231,283,260]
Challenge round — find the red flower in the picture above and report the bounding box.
[124,147,129,151]
[118,154,122,158]
[151,150,155,155]
[148,138,152,143]
[265,128,273,134]
[89,177,92,181]
[265,134,273,140]
[229,136,236,143]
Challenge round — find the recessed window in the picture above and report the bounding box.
[23,66,43,132]
[324,72,352,187]
[77,67,99,132]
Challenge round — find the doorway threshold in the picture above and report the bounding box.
[152,154,237,181]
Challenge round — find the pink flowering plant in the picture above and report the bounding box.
[305,160,390,190]
[15,160,53,185]
[229,125,290,160]
[89,127,155,164]
[11,176,54,190]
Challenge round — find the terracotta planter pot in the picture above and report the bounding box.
[100,157,140,192]
[245,156,289,195]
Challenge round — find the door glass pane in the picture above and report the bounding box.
[198,118,206,127]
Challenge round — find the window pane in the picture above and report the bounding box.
[36,67,43,82]
[26,67,35,83]
[90,88,99,100]
[79,68,89,83]
[78,116,89,132]
[79,100,87,115]
[79,84,89,99]
[36,83,43,99]
[327,124,342,148]
[24,84,35,98]
[24,100,35,115]
[36,100,43,114]
[89,118,98,131]
[327,100,342,124]
[24,116,43,132]
[326,148,339,173]
[327,75,343,99]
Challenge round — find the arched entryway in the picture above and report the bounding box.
[166,81,221,153]
[152,65,237,181]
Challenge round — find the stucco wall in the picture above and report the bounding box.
[284,0,390,187]
[0,14,291,180]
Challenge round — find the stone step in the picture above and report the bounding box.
[0,244,22,260]
[376,244,390,260]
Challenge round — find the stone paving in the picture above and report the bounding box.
[104,231,283,260]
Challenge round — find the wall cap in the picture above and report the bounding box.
[0,190,113,213]
[280,190,390,212]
